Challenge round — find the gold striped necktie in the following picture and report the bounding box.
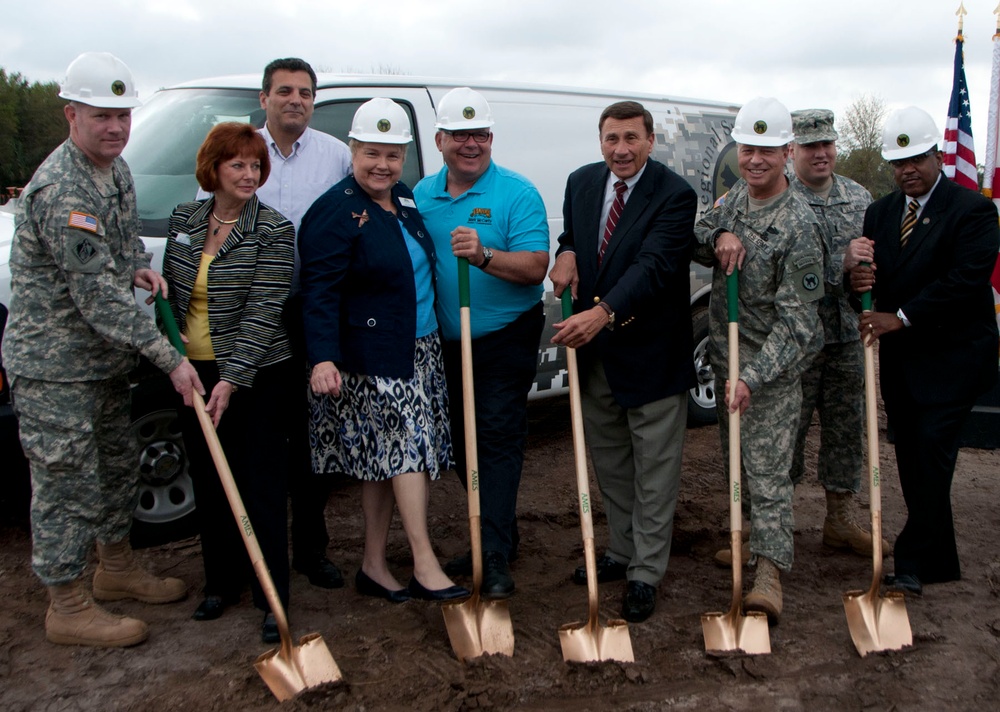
[900,199,919,248]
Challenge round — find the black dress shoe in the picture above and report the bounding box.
[573,555,628,585]
[621,580,657,623]
[482,551,515,599]
[261,612,280,644]
[193,594,238,621]
[355,569,411,603]
[294,556,345,589]
[884,573,923,596]
[407,577,470,601]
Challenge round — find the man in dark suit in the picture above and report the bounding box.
[549,101,697,622]
[847,106,999,597]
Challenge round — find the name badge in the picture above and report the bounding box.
[175,233,191,245]
[399,197,416,208]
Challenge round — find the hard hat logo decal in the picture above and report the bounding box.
[111,80,126,97]
[753,120,767,135]
[377,119,391,133]
[463,106,476,120]
[897,134,910,148]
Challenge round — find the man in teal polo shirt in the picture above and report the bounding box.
[414,87,549,599]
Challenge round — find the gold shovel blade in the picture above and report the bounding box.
[254,634,343,702]
[442,597,515,663]
[701,610,771,656]
[559,618,635,663]
[843,589,912,657]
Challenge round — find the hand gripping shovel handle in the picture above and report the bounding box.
[457,259,484,593]
[155,295,294,653]
[562,291,598,624]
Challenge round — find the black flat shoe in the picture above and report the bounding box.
[294,556,345,589]
[261,612,280,644]
[884,573,923,596]
[573,555,628,585]
[193,595,237,621]
[621,580,657,623]
[355,569,410,603]
[407,577,470,601]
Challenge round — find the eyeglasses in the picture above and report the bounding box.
[889,150,935,169]
[445,130,491,144]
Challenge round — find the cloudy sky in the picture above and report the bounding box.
[3,0,999,156]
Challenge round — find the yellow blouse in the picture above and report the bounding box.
[184,252,216,360]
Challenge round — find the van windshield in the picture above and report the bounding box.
[123,88,264,236]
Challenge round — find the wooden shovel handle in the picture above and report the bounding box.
[458,259,484,592]
[726,270,745,610]
[155,295,295,653]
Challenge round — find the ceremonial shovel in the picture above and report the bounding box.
[156,295,342,701]
[441,258,516,662]
[701,269,770,655]
[842,289,912,656]
[557,290,634,663]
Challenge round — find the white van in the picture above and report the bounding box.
[0,74,741,541]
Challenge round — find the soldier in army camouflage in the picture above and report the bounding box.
[693,97,824,625]
[787,109,887,557]
[1,52,203,648]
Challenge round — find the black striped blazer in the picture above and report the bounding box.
[163,196,294,388]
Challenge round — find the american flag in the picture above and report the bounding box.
[943,32,978,190]
[984,23,1000,335]
[68,211,98,232]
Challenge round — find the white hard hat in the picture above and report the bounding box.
[731,97,793,147]
[881,106,942,160]
[348,98,413,144]
[434,87,494,130]
[59,52,141,108]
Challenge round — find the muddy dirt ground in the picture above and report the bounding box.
[1,394,998,711]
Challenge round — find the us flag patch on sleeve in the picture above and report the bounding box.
[68,211,99,232]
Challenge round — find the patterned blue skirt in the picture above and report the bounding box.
[308,333,454,481]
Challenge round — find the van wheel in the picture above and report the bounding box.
[129,380,197,548]
[688,306,717,426]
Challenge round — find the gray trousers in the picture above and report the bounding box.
[11,375,137,586]
[580,359,686,586]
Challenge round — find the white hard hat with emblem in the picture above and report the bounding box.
[880,106,941,160]
[731,97,793,147]
[59,52,141,109]
[348,98,413,144]
[434,87,494,130]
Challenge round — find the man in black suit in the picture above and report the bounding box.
[847,106,999,597]
[549,101,697,622]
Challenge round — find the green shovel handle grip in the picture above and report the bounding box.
[561,289,572,320]
[154,293,187,357]
[458,257,470,309]
[727,268,739,324]
[860,262,872,312]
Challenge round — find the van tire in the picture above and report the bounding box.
[688,306,717,426]
[128,379,198,548]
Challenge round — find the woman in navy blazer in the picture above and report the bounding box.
[299,99,465,603]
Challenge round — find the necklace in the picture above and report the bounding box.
[211,211,239,236]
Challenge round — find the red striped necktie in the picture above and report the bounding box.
[599,180,627,266]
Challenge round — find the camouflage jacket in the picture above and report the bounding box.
[790,173,872,344]
[693,178,825,392]
[2,140,182,381]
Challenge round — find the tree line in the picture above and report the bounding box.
[0,68,67,203]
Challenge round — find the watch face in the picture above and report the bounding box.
[483,247,494,258]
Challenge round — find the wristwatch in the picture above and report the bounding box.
[478,246,494,270]
[596,301,615,330]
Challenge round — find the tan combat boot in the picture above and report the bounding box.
[822,491,891,556]
[712,529,751,568]
[93,539,187,604]
[46,580,149,647]
[743,557,782,625]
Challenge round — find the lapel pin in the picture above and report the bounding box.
[352,209,369,227]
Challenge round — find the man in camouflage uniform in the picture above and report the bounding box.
[787,109,886,557]
[693,97,824,624]
[2,52,203,648]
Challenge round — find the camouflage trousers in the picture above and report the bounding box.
[715,375,801,572]
[790,341,864,492]
[10,375,137,586]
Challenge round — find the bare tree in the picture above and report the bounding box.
[836,94,896,199]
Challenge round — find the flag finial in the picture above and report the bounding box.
[994,2,1000,35]
[957,2,967,35]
